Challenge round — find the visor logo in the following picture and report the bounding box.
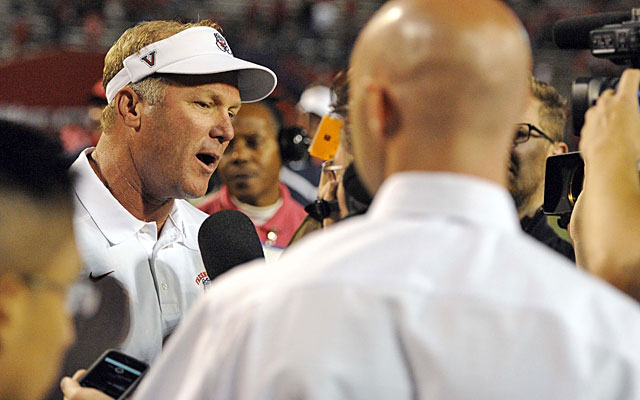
[214,32,232,55]
[140,50,156,67]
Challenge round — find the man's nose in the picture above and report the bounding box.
[210,114,235,143]
[230,141,251,163]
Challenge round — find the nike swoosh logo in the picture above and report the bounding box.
[88,270,115,282]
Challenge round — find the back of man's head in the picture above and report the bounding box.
[0,120,79,400]
[0,120,73,202]
[0,121,74,258]
[348,0,532,195]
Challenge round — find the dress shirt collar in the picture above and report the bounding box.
[71,149,193,247]
[368,172,520,232]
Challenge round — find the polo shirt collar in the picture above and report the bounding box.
[368,171,520,232]
[170,200,200,250]
[71,149,190,246]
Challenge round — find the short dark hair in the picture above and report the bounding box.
[0,120,74,205]
[258,98,284,135]
[529,76,567,142]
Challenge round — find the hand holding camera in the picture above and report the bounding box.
[548,11,640,301]
[580,69,640,167]
[545,9,640,224]
[570,69,640,298]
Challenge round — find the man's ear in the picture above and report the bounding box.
[114,88,144,130]
[551,141,569,156]
[366,84,401,140]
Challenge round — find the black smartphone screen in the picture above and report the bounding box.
[80,350,148,399]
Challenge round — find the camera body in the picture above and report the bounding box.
[544,8,640,222]
[571,10,640,134]
[590,16,640,65]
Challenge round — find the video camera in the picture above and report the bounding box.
[543,8,640,227]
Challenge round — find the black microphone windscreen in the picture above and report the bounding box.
[198,209,265,281]
[552,11,631,49]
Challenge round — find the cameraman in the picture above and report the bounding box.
[570,68,640,302]
[509,77,573,261]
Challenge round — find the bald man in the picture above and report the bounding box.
[134,1,640,398]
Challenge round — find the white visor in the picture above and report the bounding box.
[105,26,277,103]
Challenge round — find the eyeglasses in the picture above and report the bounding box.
[514,123,556,145]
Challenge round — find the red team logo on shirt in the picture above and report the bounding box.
[195,271,211,287]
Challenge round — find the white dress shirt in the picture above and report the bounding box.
[135,172,640,399]
[70,149,209,363]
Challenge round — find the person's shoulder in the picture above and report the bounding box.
[499,232,640,338]
[281,190,308,220]
[197,257,272,318]
[214,215,371,292]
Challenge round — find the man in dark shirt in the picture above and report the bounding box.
[508,77,575,261]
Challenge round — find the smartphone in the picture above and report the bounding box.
[79,349,149,399]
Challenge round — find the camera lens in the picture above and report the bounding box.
[571,76,640,135]
[568,165,584,207]
[572,77,619,135]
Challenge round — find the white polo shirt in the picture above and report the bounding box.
[70,149,209,363]
[135,172,640,399]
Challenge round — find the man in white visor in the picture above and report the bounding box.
[66,19,276,367]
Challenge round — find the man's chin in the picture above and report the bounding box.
[179,182,210,200]
[228,179,255,193]
[229,189,259,203]
[509,185,534,211]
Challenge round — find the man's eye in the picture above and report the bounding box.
[247,138,260,149]
[228,112,235,119]
[516,129,528,139]
[195,102,210,108]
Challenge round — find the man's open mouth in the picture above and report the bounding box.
[196,153,217,166]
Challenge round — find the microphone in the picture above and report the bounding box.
[552,11,631,49]
[198,209,265,282]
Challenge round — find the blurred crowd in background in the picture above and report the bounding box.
[0,0,638,153]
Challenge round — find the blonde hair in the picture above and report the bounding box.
[529,76,567,142]
[101,20,222,132]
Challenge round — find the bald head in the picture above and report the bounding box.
[349,0,532,194]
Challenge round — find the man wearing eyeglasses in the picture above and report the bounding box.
[0,120,82,400]
[508,77,575,261]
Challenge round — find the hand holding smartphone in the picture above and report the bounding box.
[78,349,149,400]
